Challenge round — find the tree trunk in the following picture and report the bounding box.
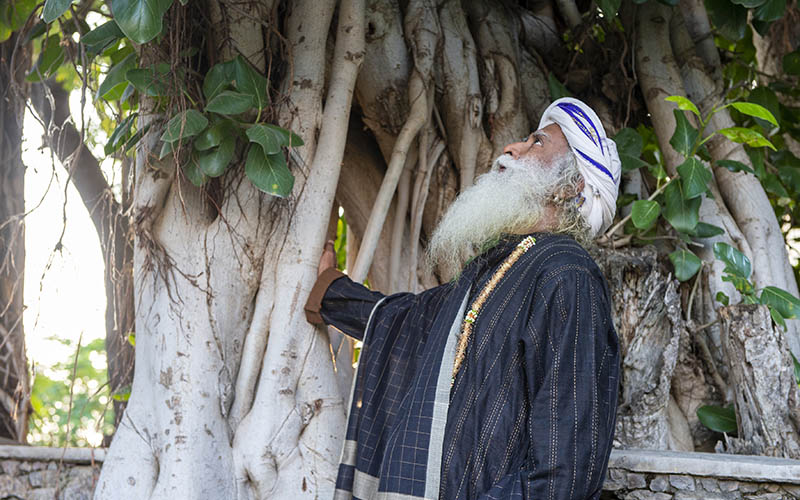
[718,304,800,459]
[95,0,364,497]
[592,247,690,451]
[0,34,30,444]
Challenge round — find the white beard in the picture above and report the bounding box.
[427,154,572,281]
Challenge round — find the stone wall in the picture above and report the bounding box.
[603,449,800,499]
[0,446,103,500]
[2,446,800,499]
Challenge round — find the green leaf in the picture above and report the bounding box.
[127,332,135,346]
[791,353,800,385]
[716,291,729,306]
[688,222,725,238]
[124,122,151,153]
[27,35,65,82]
[24,20,48,44]
[614,128,643,157]
[194,120,231,151]
[697,405,737,434]
[723,274,755,295]
[748,87,781,130]
[81,20,123,45]
[677,157,712,199]
[665,95,701,117]
[669,109,698,157]
[631,200,660,230]
[203,60,236,100]
[246,123,304,154]
[160,109,208,143]
[770,306,787,330]
[620,154,649,172]
[244,146,294,197]
[664,181,701,233]
[717,159,754,174]
[705,0,748,40]
[246,124,281,154]
[42,0,72,23]
[105,113,138,155]
[111,0,173,44]
[713,242,752,279]
[205,90,253,115]
[778,166,800,193]
[125,64,170,96]
[762,173,789,197]
[233,56,268,109]
[597,0,621,18]
[669,249,702,282]
[759,286,800,319]
[754,0,785,21]
[730,102,779,128]
[547,73,571,99]
[96,52,136,101]
[183,155,207,186]
[718,127,776,150]
[1,0,38,41]
[784,50,800,76]
[196,136,235,177]
[159,140,174,159]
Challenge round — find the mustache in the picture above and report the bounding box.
[491,155,543,173]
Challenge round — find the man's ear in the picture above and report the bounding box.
[576,175,585,195]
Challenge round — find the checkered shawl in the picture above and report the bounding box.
[319,234,619,500]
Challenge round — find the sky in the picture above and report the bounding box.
[20,91,113,448]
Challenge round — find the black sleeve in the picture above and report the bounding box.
[304,268,386,341]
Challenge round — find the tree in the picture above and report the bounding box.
[3,0,800,497]
[0,32,31,444]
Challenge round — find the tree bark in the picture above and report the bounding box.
[592,246,690,451]
[0,34,30,444]
[718,304,800,459]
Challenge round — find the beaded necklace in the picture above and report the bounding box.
[451,236,536,386]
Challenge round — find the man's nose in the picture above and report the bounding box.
[503,140,527,159]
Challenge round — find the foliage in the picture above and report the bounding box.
[696,404,737,434]
[16,0,305,200]
[619,92,800,330]
[28,338,115,447]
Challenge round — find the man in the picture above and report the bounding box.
[305,97,621,500]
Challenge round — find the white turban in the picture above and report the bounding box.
[538,97,621,238]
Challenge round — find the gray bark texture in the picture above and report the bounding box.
[593,247,687,450]
[718,304,800,459]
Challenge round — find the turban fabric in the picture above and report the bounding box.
[538,97,621,238]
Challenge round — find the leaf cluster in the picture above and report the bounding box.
[24,0,305,198]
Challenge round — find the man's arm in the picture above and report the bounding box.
[304,267,386,341]
[478,267,620,500]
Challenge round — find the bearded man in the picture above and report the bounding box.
[305,98,621,500]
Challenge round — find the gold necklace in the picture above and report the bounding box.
[451,236,536,385]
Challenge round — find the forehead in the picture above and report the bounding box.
[540,123,568,149]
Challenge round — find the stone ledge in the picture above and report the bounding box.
[609,449,800,485]
[0,445,105,464]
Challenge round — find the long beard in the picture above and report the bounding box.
[426,155,568,281]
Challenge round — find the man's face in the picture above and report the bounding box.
[497,123,570,172]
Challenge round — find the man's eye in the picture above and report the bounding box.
[534,136,542,145]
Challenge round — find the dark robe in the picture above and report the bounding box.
[305,233,619,500]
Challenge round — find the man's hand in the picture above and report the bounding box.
[318,240,336,276]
